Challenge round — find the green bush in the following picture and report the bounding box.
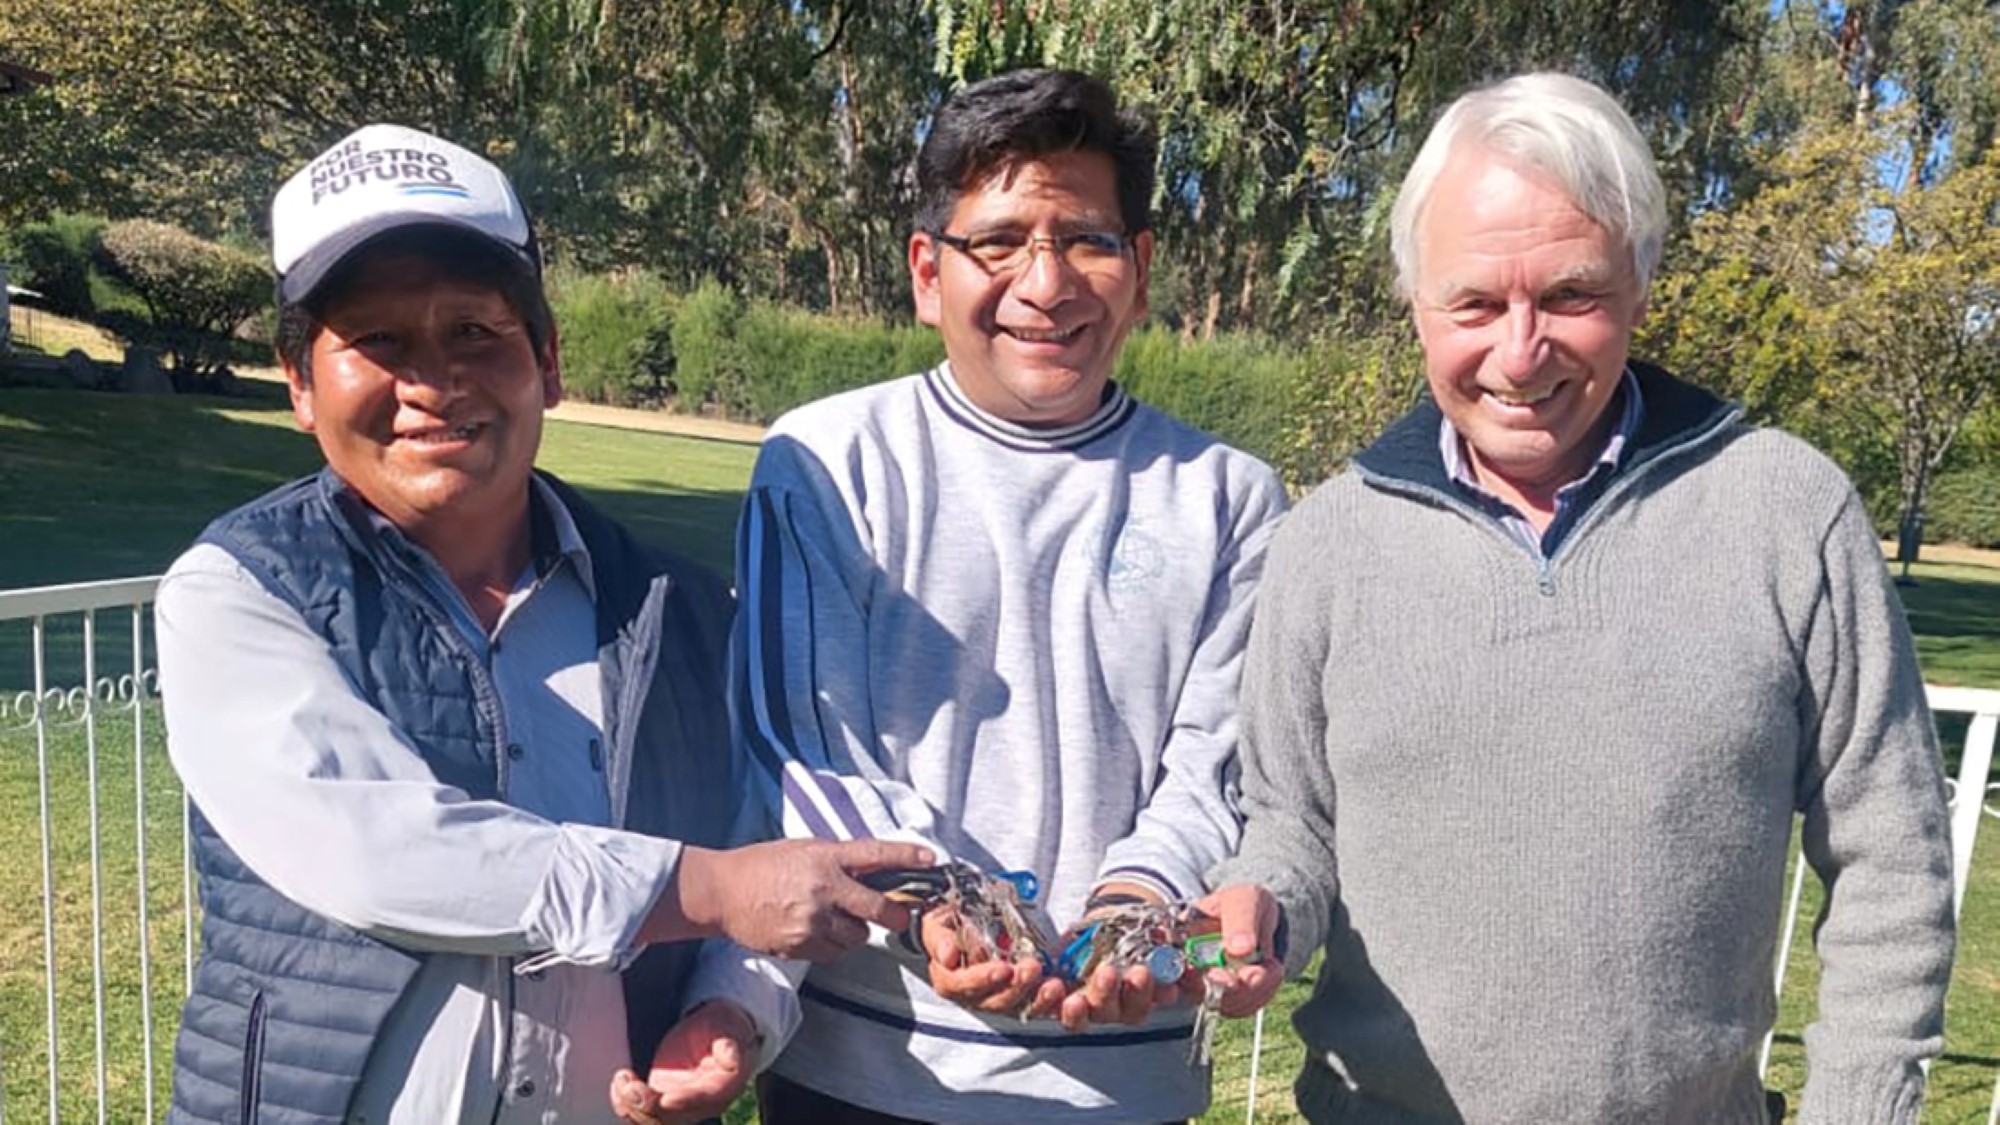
[1927,467,2000,548]
[548,266,676,407]
[731,303,941,419]
[670,277,742,410]
[1115,328,1309,468]
[610,274,1413,488]
[94,220,269,385]
[1279,330,1428,489]
[1,213,105,316]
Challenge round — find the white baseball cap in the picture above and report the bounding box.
[271,123,537,304]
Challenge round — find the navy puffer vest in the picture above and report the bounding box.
[167,469,742,1124]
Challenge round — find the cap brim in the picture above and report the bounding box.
[277,212,536,305]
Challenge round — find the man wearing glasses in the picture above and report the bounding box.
[710,69,1289,1124]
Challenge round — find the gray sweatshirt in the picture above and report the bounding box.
[1214,367,1955,1124]
[732,365,1287,1123]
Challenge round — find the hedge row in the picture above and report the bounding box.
[1928,466,2000,549]
[543,269,1428,486]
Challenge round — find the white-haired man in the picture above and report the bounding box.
[1211,72,1956,1122]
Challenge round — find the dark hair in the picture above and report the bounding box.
[915,68,1157,236]
[275,224,554,385]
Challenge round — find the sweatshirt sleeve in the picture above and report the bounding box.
[1095,468,1288,903]
[1794,491,1956,1124]
[1207,499,1344,977]
[730,437,952,855]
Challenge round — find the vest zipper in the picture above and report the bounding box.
[240,989,267,1125]
[485,968,518,1125]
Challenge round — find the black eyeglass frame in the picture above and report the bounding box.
[927,229,1135,272]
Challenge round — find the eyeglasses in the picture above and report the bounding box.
[930,229,1133,275]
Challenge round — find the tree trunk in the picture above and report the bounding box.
[1236,240,1262,329]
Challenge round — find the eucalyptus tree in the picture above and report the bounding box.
[921,0,1760,340]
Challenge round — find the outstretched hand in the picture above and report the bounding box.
[1189,883,1286,1017]
[920,909,1064,1016]
[659,839,936,961]
[610,1000,758,1125]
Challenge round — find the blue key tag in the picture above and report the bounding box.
[1147,944,1188,985]
[1057,922,1102,983]
[996,869,1041,903]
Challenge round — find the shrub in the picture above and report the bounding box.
[94,220,270,386]
[548,266,676,407]
[670,277,743,410]
[1927,467,2000,548]
[1278,330,1427,489]
[1,213,105,317]
[1115,328,1309,469]
[731,302,941,420]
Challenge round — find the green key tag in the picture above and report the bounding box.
[1184,931,1230,970]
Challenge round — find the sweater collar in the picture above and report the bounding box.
[1353,360,1740,493]
[922,363,1137,452]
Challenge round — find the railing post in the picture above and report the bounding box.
[31,618,60,1125]
[132,603,159,1121]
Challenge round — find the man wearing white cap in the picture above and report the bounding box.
[157,124,932,1125]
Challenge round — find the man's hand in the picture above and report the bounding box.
[1190,883,1286,1017]
[651,839,936,961]
[1053,884,1191,1030]
[1055,959,1184,1031]
[920,909,1063,1016]
[609,1000,757,1125]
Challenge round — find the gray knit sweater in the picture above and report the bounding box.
[1213,366,1955,1125]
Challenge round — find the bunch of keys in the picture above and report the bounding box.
[861,862,1056,969]
[1053,903,1238,986]
[1054,902,1260,1066]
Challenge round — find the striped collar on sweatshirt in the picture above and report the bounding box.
[1439,366,1645,558]
[922,364,1137,452]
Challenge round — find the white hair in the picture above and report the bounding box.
[1389,72,1667,296]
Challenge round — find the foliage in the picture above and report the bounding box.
[92,220,270,385]
[669,277,745,412]
[547,265,676,407]
[1279,330,1429,490]
[1927,467,2000,547]
[728,303,943,420]
[1649,113,2000,549]
[667,276,942,419]
[0,213,106,317]
[1114,329,1310,466]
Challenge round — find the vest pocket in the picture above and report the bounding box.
[240,989,267,1125]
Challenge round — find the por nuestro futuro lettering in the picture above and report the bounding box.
[309,139,464,204]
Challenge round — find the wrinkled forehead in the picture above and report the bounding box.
[1414,147,1629,285]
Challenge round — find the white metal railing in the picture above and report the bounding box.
[1760,684,2000,1125]
[2,576,1994,1123]
[1,576,178,1125]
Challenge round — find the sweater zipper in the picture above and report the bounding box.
[1358,407,1741,595]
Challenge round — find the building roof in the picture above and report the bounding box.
[0,60,53,97]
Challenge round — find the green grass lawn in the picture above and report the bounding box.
[2,386,1997,1122]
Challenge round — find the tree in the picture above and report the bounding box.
[1645,117,2000,562]
[94,219,269,386]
